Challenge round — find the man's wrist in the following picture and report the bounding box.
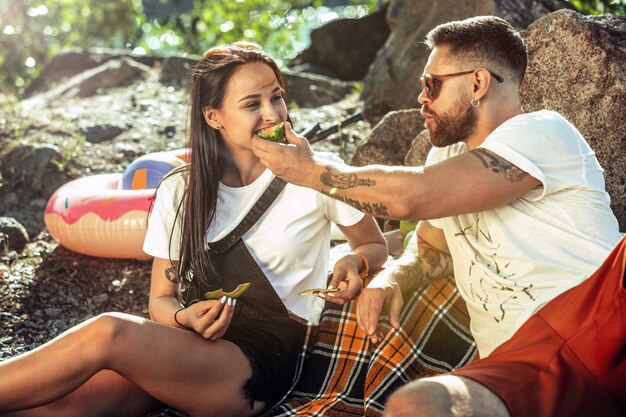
[367,270,396,288]
[306,156,326,190]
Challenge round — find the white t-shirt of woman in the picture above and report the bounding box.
[143,154,364,325]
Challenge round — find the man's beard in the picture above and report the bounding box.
[424,95,478,147]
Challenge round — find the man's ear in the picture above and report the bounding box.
[473,69,492,97]
[202,107,222,130]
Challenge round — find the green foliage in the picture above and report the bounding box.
[0,0,140,95]
[134,0,380,65]
[0,0,621,97]
[0,0,380,96]
[55,133,86,170]
[351,81,365,96]
[567,0,626,14]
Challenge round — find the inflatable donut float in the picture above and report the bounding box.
[44,149,189,259]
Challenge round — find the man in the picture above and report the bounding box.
[253,16,625,417]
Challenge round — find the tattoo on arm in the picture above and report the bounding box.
[394,242,454,291]
[164,261,180,284]
[470,148,527,183]
[320,166,376,189]
[321,189,389,217]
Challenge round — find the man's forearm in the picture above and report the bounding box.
[309,147,541,222]
[314,160,424,220]
[385,237,454,292]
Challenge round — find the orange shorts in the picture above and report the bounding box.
[453,235,626,417]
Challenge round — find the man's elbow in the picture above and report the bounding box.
[393,195,427,221]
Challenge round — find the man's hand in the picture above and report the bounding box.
[356,273,403,344]
[252,122,318,188]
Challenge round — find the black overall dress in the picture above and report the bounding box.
[180,177,308,406]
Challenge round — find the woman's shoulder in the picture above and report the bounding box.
[156,167,188,200]
[161,167,187,186]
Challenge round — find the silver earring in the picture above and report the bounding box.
[471,98,480,108]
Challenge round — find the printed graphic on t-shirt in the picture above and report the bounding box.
[454,215,535,324]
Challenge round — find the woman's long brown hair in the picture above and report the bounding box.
[172,43,287,288]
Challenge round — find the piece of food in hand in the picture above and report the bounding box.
[298,288,341,296]
[257,122,285,143]
[204,282,251,300]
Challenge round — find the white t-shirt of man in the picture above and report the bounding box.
[143,153,365,325]
[425,110,621,357]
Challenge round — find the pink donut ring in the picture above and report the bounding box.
[44,149,189,259]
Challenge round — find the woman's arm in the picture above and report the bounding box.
[326,215,388,304]
[148,257,186,327]
[148,257,235,340]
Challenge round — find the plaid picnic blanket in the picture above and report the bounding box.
[262,275,477,417]
[147,276,476,417]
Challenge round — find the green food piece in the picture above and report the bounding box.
[399,220,418,239]
[204,282,251,300]
[403,230,416,250]
[224,282,251,298]
[203,289,224,300]
[257,122,285,143]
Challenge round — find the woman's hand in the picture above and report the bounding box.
[330,216,388,306]
[323,255,365,305]
[176,297,236,340]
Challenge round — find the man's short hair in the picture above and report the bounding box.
[425,16,528,85]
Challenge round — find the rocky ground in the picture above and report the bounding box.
[0,64,373,361]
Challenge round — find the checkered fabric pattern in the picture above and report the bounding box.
[146,276,476,417]
[263,275,477,417]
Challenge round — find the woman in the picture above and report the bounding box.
[0,42,387,417]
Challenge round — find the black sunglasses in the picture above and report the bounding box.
[420,69,504,100]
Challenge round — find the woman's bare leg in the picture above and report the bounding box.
[0,312,266,417]
[2,370,162,417]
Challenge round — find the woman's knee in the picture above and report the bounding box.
[81,313,139,361]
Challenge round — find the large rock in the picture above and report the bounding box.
[0,144,67,199]
[0,217,29,253]
[24,49,160,97]
[159,55,198,85]
[404,129,433,167]
[361,0,576,123]
[294,4,390,81]
[22,57,151,111]
[283,70,355,108]
[521,10,626,231]
[351,109,424,166]
[80,123,126,144]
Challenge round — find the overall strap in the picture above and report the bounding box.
[207,176,286,253]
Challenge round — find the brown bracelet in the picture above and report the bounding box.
[351,253,370,278]
[174,307,192,330]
